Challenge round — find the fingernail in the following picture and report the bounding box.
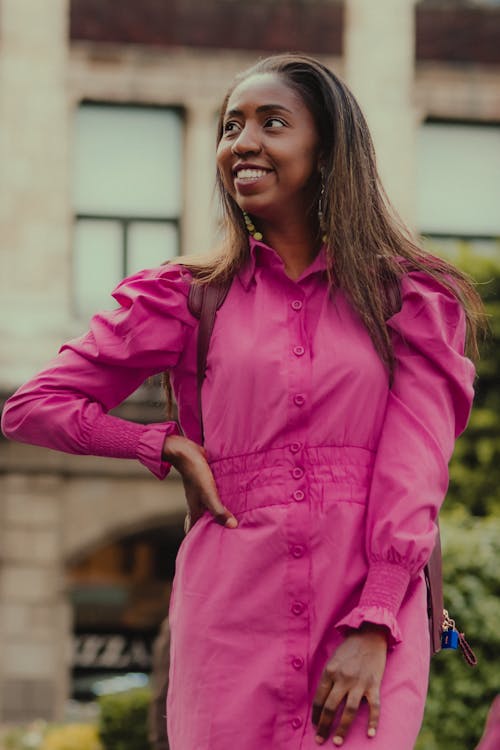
[368,728,376,738]
[315,737,325,745]
[225,517,238,528]
[333,737,344,747]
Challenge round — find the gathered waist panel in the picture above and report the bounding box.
[209,445,375,512]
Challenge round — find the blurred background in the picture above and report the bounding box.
[0,1,499,749]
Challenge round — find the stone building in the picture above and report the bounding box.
[0,0,499,722]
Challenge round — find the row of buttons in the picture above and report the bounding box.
[289,298,307,736]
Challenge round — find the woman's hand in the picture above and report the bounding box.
[163,434,238,532]
[312,623,388,746]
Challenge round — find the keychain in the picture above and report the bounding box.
[441,609,478,666]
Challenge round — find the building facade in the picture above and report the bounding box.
[0,0,499,721]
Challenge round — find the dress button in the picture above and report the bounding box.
[294,394,306,407]
[292,467,304,480]
[293,345,305,357]
[293,489,305,502]
[291,300,303,311]
[291,601,306,616]
[292,656,304,670]
[291,545,305,558]
[291,717,303,729]
[290,441,302,453]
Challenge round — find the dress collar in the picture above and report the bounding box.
[238,236,328,291]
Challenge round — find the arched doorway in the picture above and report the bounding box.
[67,520,184,701]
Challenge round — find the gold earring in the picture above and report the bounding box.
[243,211,263,241]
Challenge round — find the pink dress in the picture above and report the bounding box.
[1,237,475,749]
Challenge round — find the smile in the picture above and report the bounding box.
[236,168,269,179]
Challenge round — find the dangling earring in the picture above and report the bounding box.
[243,211,263,242]
[317,170,328,244]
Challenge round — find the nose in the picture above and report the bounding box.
[231,123,262,156]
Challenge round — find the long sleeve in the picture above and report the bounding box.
[335,271,476,645]
[1,263,195,479]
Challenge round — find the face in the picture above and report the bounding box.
[216,73,321,223]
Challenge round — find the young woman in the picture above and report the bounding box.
[2,54,485,749]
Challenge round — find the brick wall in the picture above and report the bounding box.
[69,0,344,55]
[69,0,500,65]
[416,5,500,64]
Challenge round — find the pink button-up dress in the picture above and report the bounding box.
[1,237,475,749]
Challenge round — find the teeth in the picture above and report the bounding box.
[236,169,268,179]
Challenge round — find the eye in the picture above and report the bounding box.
[265,117,286,128]
[223,120,241,134]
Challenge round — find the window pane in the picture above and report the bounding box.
[127,222,179,275]
[74,220,123,319]
[417,123,500,235]
[74,105,183,218]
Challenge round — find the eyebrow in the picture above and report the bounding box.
[225,103,293,118]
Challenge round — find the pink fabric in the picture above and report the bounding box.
[475,695,500,750]
[1,237,475,749]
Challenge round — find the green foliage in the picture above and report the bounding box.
[98,689,152,750]
[416,512,500,750]
[446,253,500,517]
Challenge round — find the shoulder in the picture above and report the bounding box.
[389,268,467,354]
[392,261,465,325]
[110,262,196,324]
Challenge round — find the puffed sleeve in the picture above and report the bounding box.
[335,270,476,645]
[1,263,195,479]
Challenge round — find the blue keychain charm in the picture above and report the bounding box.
[441,609,459,650]
[441,628,459,649]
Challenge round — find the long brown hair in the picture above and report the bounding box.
[164,53,487,417]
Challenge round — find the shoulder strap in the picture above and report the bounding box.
[188,278,232,445]
[426,525,444,656]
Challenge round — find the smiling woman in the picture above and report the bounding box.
[216,75,321,254]
[1,54,486,750]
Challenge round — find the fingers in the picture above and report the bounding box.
[197,468,238,528]
[178,447,238,529]
[312,650,384,745]
[366,687,381,739]
[313,686,379,745]
[331,689,363,746]
[314,683,346,744]
[312,674,334,726]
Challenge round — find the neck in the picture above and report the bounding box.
[257,214,321,280]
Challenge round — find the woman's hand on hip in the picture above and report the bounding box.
[312,623,388,745]
[162,434,238,532]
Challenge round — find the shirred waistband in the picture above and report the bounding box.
[208,445,374,510]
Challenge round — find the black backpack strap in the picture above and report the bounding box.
[188,278,232,445]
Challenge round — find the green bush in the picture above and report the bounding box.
[416,512,500,750]
[98,688,152,750]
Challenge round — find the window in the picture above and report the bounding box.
[416,121,500,262]
[73,104,183,319]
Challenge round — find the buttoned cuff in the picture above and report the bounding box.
[335,561,411,647]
